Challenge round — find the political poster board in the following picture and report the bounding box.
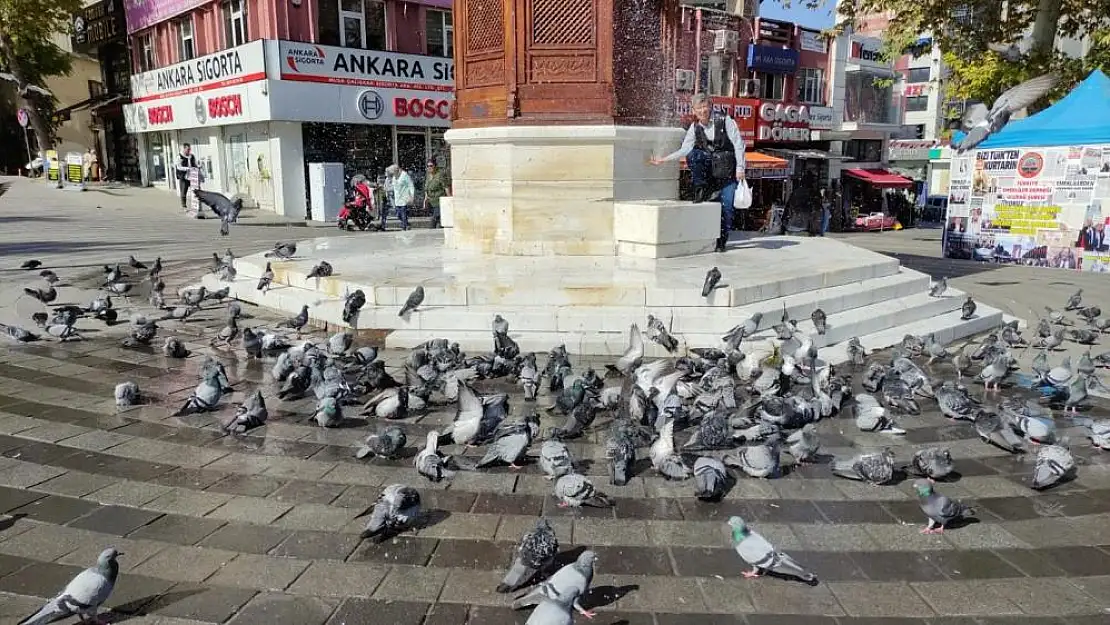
[944,145,1110,273]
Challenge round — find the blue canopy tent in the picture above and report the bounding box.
[961,70,1110,149]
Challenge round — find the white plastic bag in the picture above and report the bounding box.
[734,179,753,209]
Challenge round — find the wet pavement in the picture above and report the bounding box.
[0,178,1109,624]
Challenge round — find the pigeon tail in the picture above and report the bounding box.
[496,559,537,594]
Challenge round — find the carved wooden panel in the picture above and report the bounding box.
[467,58,505,87]
[530,55,595,82]
[466,0,504,54]
[531,0,594,46]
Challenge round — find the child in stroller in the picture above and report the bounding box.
[337,175,380,231]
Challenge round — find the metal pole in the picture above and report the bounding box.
[22,126,32,172]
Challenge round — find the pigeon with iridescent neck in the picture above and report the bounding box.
[727,517,816,583]
[914,479,974,534]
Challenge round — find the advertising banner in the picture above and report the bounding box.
[944,144,1110,272]
[123,0,206,34]
[674,95,758,142]
[275,41,453,91]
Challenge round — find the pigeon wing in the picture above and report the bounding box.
[961,103,989,132]
[995,73,1058,115]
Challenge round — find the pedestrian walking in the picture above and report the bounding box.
[424,159,450,228]
[385,164,414,231]
[176,144,199,209]
[651,93,746,252]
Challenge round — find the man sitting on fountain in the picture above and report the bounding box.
[651,93,747,253]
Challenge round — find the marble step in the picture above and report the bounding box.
[205,269,937,336]
[382,291,1002,361]
[227,248,903,310]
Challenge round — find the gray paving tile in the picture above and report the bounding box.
[129,514,227,546]
[68,505,164,535]
[227,592,340,625]
[199,523,292,555]
[9,495,99,525]
[147,583,258,622]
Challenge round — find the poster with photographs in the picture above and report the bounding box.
[944,142,1110,274]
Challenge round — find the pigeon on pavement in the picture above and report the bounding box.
[17,547,121,625]
[399,286,425,317]
[914,480,975,534]
[360,484,421,542]
[497,518,559,593]
[727,517,816,583]
[512,550,597,620]
[702,267,722,297]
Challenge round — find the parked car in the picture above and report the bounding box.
[854,212,901,231]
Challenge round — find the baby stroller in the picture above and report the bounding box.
[337,175,378,231]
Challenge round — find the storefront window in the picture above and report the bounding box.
[905,67,930,83]
[758,72,785,100]
[844,72,895,124]
[223,0,247,47]
[426,9,453,58]
[844,139,884,162]
[179,17,195,61]
[137,33,155,72]
[302,122,394,184]
[148,134,167,183]
[339,0,386,50]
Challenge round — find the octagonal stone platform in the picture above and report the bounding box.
[202,230,1004,362]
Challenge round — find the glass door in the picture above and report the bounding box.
[148,133,167,184]
[396,129,428,214]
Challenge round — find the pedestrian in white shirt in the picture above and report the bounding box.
[651,93,747,252]
[385,164,414,231]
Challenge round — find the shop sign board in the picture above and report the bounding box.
[757,102,810,142]
[674,95,758,141]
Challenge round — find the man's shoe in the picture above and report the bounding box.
[693,186,708,203]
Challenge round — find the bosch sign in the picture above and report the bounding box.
[147,105,174,125]
[208,94,243,119]
[394,97,450,120]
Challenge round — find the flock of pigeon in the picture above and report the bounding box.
[6,246,1110,625]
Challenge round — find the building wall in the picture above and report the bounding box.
[44,34,102,159]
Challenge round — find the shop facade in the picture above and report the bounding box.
[123,40,453,217]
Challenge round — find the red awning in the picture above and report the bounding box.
[843,168,914,188]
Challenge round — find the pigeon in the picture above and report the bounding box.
[343,289,366,324]
[924,333,950,364]
[539,440,575,480]
[114,382,139,408]
[702,266,721,297]
[935,383,974,421]
[360,483,421,542]
[161,337,189,358]
[173,369,223,416]
[1035,328,1065,350]
[328,331,353,356]
[476,412,538,469]
[908,447,954,480]
[847,337,866,366]
[311,396,343,428]
[954,73,1058,152]
[1077,306,1102,322]
[1087,420,1110,450]
[1065,289,1083,311]
[415,431,455,482]
[830,449,895,485]
[1078,351,1096,376]
[44,323,81,342]
[1062,373,1088,413]
[355,426,407,460]
[205,286,230,302]
[519,354,540,401]
[17,547,121,625]
[553,473,612,507]
[497,518,559,593]
[265,241,297,259]
[693,456,729,501]
[2,324,39,342]
[961,296,976,320]
[1010,414,1057,445]
[23,285,57,304]
[1068,328,1099,345]
[278,305,310,333]
[307,261,333,279]
[605,429,636,486]
[724,439,781,479]
[211,315,239,347]
[179,286,207,306]
[524,586,581,625]
[723,312,763,346]
[226,390,268,433]
[646,314,678,352]
[928,277,947,297]
[39,269,59,284]
[159,305,197,323]
[20,259,42,270]
[127,255,146,270]
[607,323,644,377]
[1031,444,1076,490]
[512,550,597,619]
[240,327,263,359]
[785,424,820,464]
[977,354,1010,391]
[727,517,816,583]
[913,480,975,534]
[1044,307,1072,326]
[650,420,690,480]
[257,262,274,292]
[492,314,510,335]
[399,285,424,317]
[974,410,1025,453]
[810,308,827,335]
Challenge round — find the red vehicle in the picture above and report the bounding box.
[337,178,377,231]
[854,211,901,231]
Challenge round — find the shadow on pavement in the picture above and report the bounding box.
[872,251,1005,280]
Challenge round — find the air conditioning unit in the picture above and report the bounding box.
[712,29,740,54]
[675,69,696,91]
[738,78,760,97]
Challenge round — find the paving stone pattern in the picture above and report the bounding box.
[1,178,1110,624]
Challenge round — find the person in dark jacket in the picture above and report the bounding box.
[652,93,747,252]
[175,144,199,208]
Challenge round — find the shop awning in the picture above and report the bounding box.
[765,148,848,161]
[843,168,914,188]
[745,151,789,169]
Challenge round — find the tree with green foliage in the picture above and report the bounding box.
[834,0,1110,110]
[0,0,82,165]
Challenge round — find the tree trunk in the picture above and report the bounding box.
[0,29,54,166]
[1030,0,1063,56]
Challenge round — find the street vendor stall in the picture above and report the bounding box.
[944,70,1110,271]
